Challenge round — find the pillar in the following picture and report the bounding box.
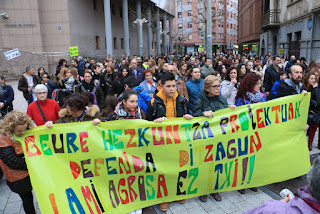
[122,0,130,57]
[169,17,173,55]
[162,13,167,55]
[136,0,143,56]
[156,8,161,56]
[104,0,113,56]
[147,4,153,57]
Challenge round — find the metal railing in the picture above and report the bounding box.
[262,9,280,28]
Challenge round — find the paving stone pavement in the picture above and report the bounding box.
[0,81,318,214]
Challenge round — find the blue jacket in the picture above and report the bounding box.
[0,84,14,113]
[235,92,267,106]
[130,67,144,84]
[132,86,151,113]
[77,60,86,77]
[271,78,283,99]
[186,78,204,110]
[139,80,156,97]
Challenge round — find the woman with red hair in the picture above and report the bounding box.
[235,73,267,106]
[139,69,157,98]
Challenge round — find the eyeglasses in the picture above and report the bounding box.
[167,70,175,72]
[36,92,47,95]
[210,85,221,89]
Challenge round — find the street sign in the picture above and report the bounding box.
[279,48,284,54]
[4,48,21,60]
[69,46,79,57]
[58,26,62,30]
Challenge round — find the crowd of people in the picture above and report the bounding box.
[0,52,319,213]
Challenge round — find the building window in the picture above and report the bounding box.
[111,4,116,16]
[189,34,193,40]
[114,38,117,49]
[178,12,182,18]
[188,10,192,16]
[199,9,203,15]
[178,23,183,29]
[188,22,192,28]
[188,0,192,4]
[96,36,100,49]
[121,38,124,49]
[93,0,98,11]
[178,0,182,6]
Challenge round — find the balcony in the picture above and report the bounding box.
[262,9,280,28]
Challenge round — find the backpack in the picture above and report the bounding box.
[52,89,72,107]
[80,84,98,105]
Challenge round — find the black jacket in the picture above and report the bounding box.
[0,146,27,170]
[145,93,189,121]
[263,65,281,92]
[277,80,306,98]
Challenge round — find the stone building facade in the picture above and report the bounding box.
[0,0,174,76]
[260,0,320,62]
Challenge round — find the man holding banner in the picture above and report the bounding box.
[146,72,193,211]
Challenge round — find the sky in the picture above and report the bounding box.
[150,0,175,16]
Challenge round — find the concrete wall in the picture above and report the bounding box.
[0,48,49,80]
[0,0,43,52]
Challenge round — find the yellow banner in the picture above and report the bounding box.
[17,94,311,214]
[69,46,79,57]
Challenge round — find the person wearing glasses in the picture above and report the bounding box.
[56,93,101,124]
[41,72,58,99]
[18,66,41,104]
[192,75,236,203]
[27,84,60,127]
[220,66,240,105]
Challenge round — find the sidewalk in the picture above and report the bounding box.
[0,81,318,214]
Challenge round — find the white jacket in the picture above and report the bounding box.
[220,80,238,105]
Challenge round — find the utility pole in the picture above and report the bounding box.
[206,0,212,60]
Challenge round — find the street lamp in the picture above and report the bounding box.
[133,18,148,56]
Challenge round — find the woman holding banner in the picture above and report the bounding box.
[56,93,101,124]
[234,72,266,194]
[107,89,143,214]
[193,75,236,202]
[0,111,37,214]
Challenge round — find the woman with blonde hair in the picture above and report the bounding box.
[0,111,36,214]
[58,67,78,92]
[193,75,236,202]
[148,58,157,74]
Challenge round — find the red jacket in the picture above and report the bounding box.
[27,98,60,126]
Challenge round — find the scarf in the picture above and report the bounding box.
[245,91,262,103]
[82,80,95,92]
[64,76,75,91]
[113,102,142,120]
[146,80,154,85]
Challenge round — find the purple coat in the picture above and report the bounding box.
[129,67,144,84]
[245,186,320,214]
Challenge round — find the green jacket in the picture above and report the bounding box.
[192,91,228,117]
[200,65,214,79]
[56,105,101,123]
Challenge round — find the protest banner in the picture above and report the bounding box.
[69,46,79,57]
[17,94,311,214]
[4,48,21,60]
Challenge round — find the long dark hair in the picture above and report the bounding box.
[235,73,261,99]
[101,95,119,117]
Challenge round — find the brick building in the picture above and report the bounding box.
[238,0,262,55]
[174,0,238,55]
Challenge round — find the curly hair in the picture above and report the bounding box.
[236,73,262,99]
[303,72,317,92]
[0,110,36,143]
[225,66,239,81]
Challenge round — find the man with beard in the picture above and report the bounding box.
[277,65,308,98]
